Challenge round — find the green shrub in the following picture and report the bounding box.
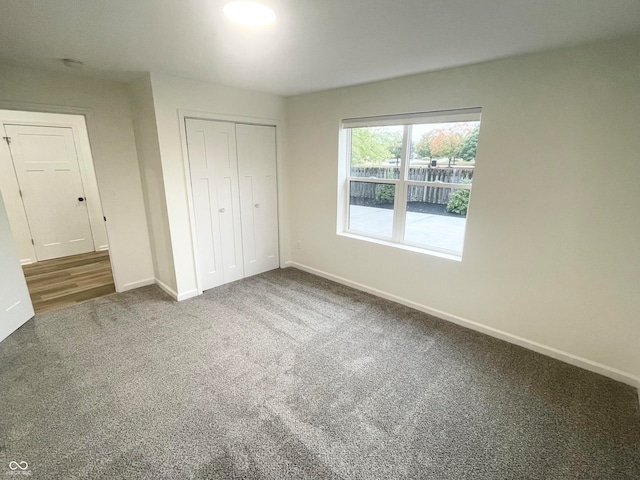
[374,184,395,204]
[446,188,470,215]
[446,178,472,215]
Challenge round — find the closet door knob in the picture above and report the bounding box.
[219,208,225,213]
[254,203,260,208]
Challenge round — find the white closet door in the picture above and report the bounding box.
[236,124,279,277]
[5,124,94,261]
[186,119,244,291]
[0,193,34,343]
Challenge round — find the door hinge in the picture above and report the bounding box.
[2,136,11,145]
[31,239,34,245]
[18,190,23,198]
[103,216,107,222]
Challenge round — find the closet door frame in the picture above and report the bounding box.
[179,110,284,296]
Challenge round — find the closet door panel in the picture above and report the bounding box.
[238,175,258,266]
[236,124,279,277]
[186,119,244,291]
[186,124,223,290]
[193,174,222,290]
[216,175,243,283]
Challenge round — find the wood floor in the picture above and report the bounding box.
[22,251,116,313]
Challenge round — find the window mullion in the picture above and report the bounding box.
[347,177,397,185]
[405,180,472,189]
[393,125,410,243]
[345,130,352,232]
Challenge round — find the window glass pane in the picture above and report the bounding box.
[404,186,469,253]
[349,181,395,238]
[349,126,403,178]
[409,121,480,171]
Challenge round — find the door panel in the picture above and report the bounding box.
[193,174,223,290]
[0,193,34,343]
[217,176,243,279]
[236,124,279,277]
[5,125,94,261]
[186,119,244,291]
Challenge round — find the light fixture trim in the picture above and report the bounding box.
[223,1,276,26]
[61,58,84,69]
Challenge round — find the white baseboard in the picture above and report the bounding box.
[115,276,199,302]
[154,280,198,301]
[177,289,199,301]
[98,245,109,251]
[285,261,640,389]
[19,258,35,266]
[120,277,155,292]
[155,278,178,300]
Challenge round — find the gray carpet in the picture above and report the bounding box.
[1,268,639,479]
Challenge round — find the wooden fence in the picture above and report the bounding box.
[350,166,473,204]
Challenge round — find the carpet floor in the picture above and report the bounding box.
[1,268,639,479]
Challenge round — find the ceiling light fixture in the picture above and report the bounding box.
[223,1,276,26]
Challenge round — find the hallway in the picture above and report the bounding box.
[22,251,115,313]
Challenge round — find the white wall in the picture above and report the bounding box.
[285,35,640,382]
[149,73,286,298]
[129,75,177,293]
[0,64,155,291]
[0,110,109,264]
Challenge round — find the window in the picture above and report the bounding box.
[340,108,481,258]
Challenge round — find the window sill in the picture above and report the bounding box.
[337,231,463,262]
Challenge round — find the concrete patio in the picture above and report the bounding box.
[349,205,466,252]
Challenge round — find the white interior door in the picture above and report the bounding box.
[236,124,279,277]
[5,124,94,261]
[186,119,244,291]
[0,193,34,343]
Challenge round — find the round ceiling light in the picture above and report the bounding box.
[223,1,276,26]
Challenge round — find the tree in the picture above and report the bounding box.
[429,127,466,167]
[351,128,402,165]
[351,128,389,165]
[415,131,434,160]
[459,125,480,162]
[384,131,403,161]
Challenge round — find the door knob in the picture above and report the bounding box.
[219,208,225,213]
[78,197,85,202]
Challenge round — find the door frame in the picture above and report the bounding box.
[178,110,285,296]
[0,101,119,289]
[0,122,109,265]
[2,120,107,261]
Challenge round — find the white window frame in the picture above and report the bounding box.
[340,108,481,258]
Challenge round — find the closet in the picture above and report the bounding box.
[185,119,279,291]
